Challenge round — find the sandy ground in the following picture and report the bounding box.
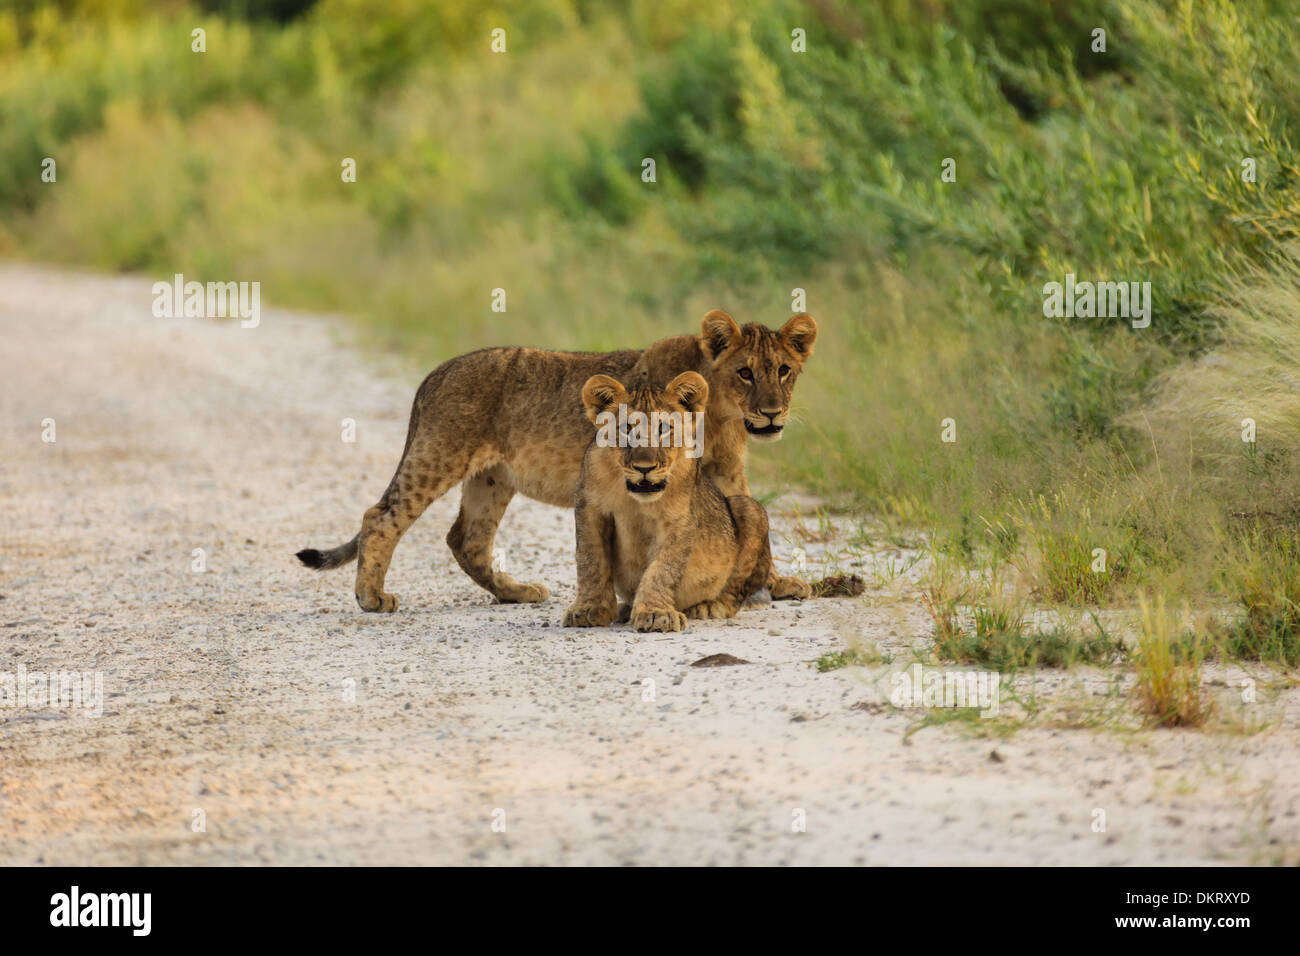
[0,263,1297,866]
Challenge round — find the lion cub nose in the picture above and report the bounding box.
[633,463,655,476]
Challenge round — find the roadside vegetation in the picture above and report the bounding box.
[4,0,1300,699]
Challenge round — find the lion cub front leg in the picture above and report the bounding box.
[563,499,617,628]
[630,549,690,633]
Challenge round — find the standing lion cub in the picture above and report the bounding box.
[563,372,771,632]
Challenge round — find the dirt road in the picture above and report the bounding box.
[1,264,1296,865]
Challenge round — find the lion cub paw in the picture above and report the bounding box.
[631,606,687,633]
[356,591,399,613]
[685,600,736,620]
[496,580,550,604]
[771,574,812,601]
[563,603,615,628]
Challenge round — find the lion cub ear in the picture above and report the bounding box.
[699,309,743,361]
[779,313,817,359]
[667,371,709,413]
[582,375,627,425]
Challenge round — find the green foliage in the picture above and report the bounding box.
[622,27,743,191]
[1224,533,1300,667]
[5,0,1300,651]
[198,0,319,22]
[924,562,1127,668]
[814,645,884,672]
[936,620,1127,671]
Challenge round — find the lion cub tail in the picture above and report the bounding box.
[296,534,359,571]
[807,574,866,598]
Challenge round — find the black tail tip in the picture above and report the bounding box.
[296,548,325,569]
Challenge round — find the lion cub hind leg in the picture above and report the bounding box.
[355,471,455,612]
[715,495,775,614]
[770,572,812,601]
[355,393,498,612]
[631,607,688,633]
[447,465,549,604]
[764,500,810,598]
[684,599,735,620]
[768,517,812,602]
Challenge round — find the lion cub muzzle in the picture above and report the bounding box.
[625,475,669,497]
[744,414,786,440]
[625,456,669,498]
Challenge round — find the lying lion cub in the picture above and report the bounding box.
[563,372,771,632]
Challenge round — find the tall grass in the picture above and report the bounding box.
[1132,594,1210,728]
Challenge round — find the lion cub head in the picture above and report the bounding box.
[698,310,817,442]
[582,372,709,503]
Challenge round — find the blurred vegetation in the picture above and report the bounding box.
[5,0,1300,655]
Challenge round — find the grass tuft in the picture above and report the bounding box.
[1132,595,1211,728]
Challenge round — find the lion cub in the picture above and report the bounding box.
[563,372,771,633]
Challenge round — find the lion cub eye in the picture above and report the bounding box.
[778,364,790,378]
[737,367,754,382]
